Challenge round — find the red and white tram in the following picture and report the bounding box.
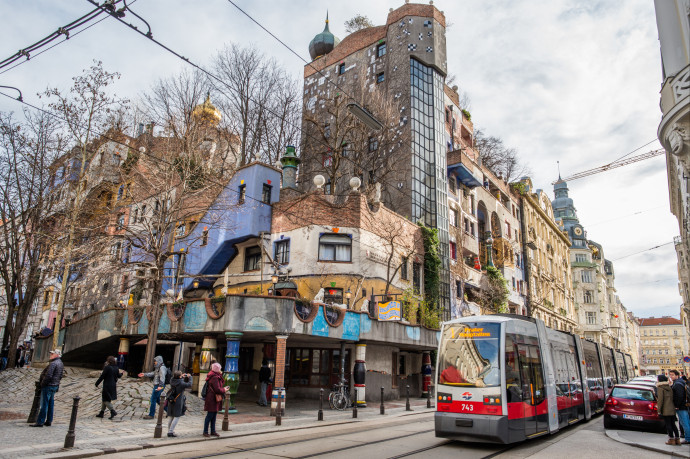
[434,314,636,444]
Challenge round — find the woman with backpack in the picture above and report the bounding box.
[166,371,192,437]
[95,356,123,419]
[203,362,226,437]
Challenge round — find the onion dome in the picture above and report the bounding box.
[309,12,340,60]
[192,92,221,126]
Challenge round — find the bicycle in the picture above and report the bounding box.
[328,382,350,410]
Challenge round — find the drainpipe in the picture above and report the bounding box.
[519,196,532,317]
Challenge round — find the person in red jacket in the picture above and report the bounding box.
[203,362,226,437]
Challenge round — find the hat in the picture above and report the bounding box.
[50,349,62,357]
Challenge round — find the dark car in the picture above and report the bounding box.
[603,384,664,431]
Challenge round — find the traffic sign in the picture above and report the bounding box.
[684,356,690,363]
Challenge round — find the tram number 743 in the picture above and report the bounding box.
[461,403,474,412]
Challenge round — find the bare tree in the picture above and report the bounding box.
[344,15,374,34]
[0,110,63,366]
[212,44,301,167]
[41,61,127,349]
[301,68,409,206]
[474,129,530,182]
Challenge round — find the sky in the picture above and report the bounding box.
[0,0,680,319]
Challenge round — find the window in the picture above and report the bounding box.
[325,179,332,195]
[586,311,597,325]
[338,63,345,75]
[464,217,469,233]
[505,221,511,238]
[324,123,330,138]
[581,270,593,283]
[318,234,352,262]
[368,136,379,152]
[238,184,246,204]
[175,223,186,237]
[244,246,261,271]
[376,72,385,83]
[139,205,147,223]
[412,262,421,293]
[449,208,458,226]
[201,227,209,246]
[116,213,125,230]
[448,175,456,193]
[575,253,588,263]
[376,42,386,57]
[324,288,343,305]
[131,208,138,224]
[583,290,593,303]
[449,241,457,260]
[117,184,124,201]
[400,256,408,280]
[275,240,290,264]
[262,184,272,204]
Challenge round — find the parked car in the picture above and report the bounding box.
[627,377,657,390]
[603,384,664,431]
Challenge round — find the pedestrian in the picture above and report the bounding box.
[18,354,25,368]
[0,346,8,371]
[257,359,270,406]
[95,356,123,419]
[166,371,192,437]
[657,374,680,445]
[30,349,64,427]
[203,362,226,438]
[669,369,690,444]
[138,355,167,420]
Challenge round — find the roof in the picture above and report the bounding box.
[638,317,682,326]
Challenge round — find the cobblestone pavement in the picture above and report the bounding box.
[0,367,433,458]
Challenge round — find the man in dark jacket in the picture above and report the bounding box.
[669,369,690,444]
[31,349,64,427]
[258,359,271,406]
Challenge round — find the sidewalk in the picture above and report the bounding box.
[606,429,690,458]
[0,367,434,458]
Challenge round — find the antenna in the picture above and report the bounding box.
[557,161,561,180]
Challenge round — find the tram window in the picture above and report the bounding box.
[438,322,501,387]
[505,334,522,403]
[517,344,545,405]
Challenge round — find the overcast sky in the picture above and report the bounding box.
[0,0,680,319]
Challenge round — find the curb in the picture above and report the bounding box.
[22,408,435,458]
[605,430,690,458]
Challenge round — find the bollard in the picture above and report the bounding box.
[222,391,230,431]
[153,398,165,438]
[406,385,412,411]
[380,386,385,415]
[427,384,432,408]
[318,388,324,421]
[353,388,358,418]
[275,388,282,426]
[63,396,81,448]
[27,381,41,424]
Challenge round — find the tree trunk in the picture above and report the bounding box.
[143,269,164,372]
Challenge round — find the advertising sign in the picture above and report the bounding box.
[378,301,401,321]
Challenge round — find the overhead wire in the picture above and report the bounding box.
[610,241,674,261]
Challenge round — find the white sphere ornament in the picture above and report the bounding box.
[313,175,326,189]
[349,176,361,191]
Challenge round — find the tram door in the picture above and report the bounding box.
[517,343,546,436]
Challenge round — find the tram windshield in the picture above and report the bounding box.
[438,322,501,387]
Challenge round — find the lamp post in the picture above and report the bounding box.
[271,274,279,297]
[193,280,199,289]
[345,288,352,309]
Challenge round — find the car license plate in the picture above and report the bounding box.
[623,414,643,421]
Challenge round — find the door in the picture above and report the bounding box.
[517,344,546,436]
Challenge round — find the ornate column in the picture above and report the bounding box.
[421,352,432,397]
[199,336,217,398]
[271,334,288,416]
[224,332,242,414]
[117,338,129,371]
[353,343,367,407]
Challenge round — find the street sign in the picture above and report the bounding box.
[684,356,690,363]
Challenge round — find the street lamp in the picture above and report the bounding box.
[192,280,199,289]
[485,232,495,268]
[345,288,352,309]
[271,274,279,296]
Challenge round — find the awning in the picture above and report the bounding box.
[448,162,482,188]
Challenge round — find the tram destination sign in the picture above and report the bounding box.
[451,327,495,339]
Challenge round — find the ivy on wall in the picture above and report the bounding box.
[418,223,441,309]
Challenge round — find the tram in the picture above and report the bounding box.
[434,314,636,444]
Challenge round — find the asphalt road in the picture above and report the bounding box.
[108,412,666,459]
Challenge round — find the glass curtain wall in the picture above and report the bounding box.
[410,58,451,319]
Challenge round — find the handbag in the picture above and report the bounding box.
[215,393,223,403]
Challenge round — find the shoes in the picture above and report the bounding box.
[29,424,43,427]
[666,438,677,445]
[167,432,177,437]
[109,410,117,420]
[143,415,154,420]
[203,433,210,438]
[96,411,104,418]
[211,432,220,437]
[44,422,51,426]
[680,439,689,444]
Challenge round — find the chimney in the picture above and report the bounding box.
[279,145,300,189]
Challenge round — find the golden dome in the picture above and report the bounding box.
[192,93,221,126]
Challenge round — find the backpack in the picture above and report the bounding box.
[163,366,172,386]
[685,382,690,408]
[201,381,208,398]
